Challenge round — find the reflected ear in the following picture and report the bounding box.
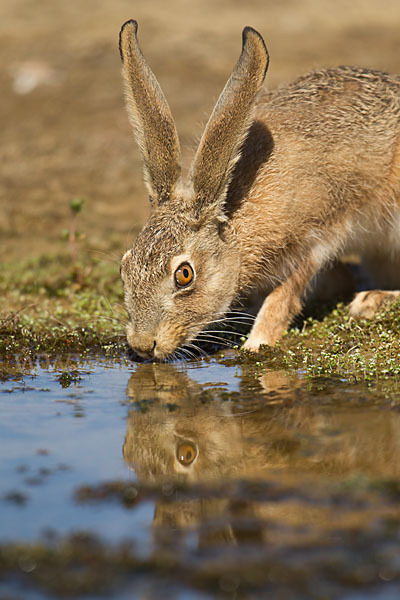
[119,20,181,206]
[190,27,269,218]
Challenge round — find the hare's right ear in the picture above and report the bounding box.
[119,20,181,206]
[190,27,269,219]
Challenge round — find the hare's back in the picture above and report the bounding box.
[251,66,400,200]
[259,66,400,135]
[259,67,400,120]
[233,66,400,258]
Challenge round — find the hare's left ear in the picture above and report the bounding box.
[190,27,269,218]
[119,20,181,206]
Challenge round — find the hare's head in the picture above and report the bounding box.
[119,21,269,359]
[123,365,244,482]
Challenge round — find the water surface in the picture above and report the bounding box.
[1,354,400,598]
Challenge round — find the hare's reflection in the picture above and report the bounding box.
[124,363,400,482]
[124,364,245,483]
[123,364,400,546]
[123,364,322,488]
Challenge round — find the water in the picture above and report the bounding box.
[1,354,400,598]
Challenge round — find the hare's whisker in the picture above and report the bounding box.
[202,329,242,337]
[196,335,235,348]
[168,351,179,363]
[186,342,207,358]
[113,302,127,312]
[88,249,122,264]
[177,345,197,361]
[99,294,126,321]
[227,310,256,318]
[209,318,253,327]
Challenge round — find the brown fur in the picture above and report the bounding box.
[119,22,400,359]
[349,289,400,319]
[119,20,181,203]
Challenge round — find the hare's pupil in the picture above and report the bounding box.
[177,442,197,465]
[174,263,193,288]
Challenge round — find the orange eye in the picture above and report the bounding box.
[176,442,197,466]
[174,263,194,288]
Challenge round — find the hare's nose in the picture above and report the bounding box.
[135,340,156,359]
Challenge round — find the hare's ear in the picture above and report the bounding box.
[119,20,181,205]
[190,27,269,218]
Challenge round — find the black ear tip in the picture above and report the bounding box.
[120,19,138,35]
[242,26,269,73]
[243,25,257,36]
[119,19,138,41]
[242,25,267,50]
[119,20,139,61]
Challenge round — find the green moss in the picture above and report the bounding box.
[0,254,126,367]
[1,254,400,382]
[230,299,400,385]
[279,299,400,381]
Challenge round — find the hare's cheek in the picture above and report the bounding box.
[126,322,135,346]
[120,249,132,283]
[155,322,185,356]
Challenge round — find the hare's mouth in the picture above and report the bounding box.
[127,339,172,362]
[126,322,191,362]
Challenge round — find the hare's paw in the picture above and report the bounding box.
[242,330,273,353]
[242,338,261,353]
[349,290,400,320]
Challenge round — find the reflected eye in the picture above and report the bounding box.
[176,442,197,466]
[174,263,194,288]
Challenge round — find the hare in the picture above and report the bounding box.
[119,20,400,360]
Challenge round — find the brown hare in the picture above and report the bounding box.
[119,20,400,360]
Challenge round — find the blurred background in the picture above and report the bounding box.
[2,0,400,263]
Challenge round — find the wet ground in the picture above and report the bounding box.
[2,354,400,599]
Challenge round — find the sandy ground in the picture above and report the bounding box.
[2,0,400,261]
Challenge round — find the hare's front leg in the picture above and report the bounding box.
[243,263,315,352]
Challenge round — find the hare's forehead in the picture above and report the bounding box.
[130,224,186,274]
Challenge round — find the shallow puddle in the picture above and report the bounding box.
[1,354,400,598]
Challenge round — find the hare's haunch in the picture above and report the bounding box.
[119,20,400,360]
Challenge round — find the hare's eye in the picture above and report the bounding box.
[174,263,194,288]
[176,442,197,466]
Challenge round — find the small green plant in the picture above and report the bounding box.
[61,197,88,285]
[61,198,85,265]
